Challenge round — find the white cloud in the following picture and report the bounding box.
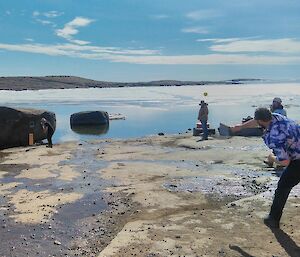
[1,42,300,65]
[33,11,60,27]
[197,38,243,43]
[210,38,300,53]
[69,39,90,45]
[35,19,56,26]
[43,11,64,18]
[181,27,209,34]
[5,10,11,15]
[0,43,160,59]
[186,10,220,21]
[107,54,300,65]
[33,11,40,17]
[25,38,34,42]
[33,10,64,18]
[55,17,94,45]
[68,17,93,27]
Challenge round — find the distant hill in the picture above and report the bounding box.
[0,76,262,91]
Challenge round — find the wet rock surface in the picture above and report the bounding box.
[1,135,300,257]
[0,144,137,257]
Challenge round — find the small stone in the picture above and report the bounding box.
[54,240,61,245]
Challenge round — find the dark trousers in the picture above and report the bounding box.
[47,127,54,147]
[200,119,208,139]
[269,159,300,221]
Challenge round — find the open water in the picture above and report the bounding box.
[0,83,299,143]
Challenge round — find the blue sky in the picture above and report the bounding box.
[1,0,300,81]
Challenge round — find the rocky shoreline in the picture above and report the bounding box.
[0,76,261,91]
[0,134,299,256]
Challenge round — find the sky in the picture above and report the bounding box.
[1,0,300,82]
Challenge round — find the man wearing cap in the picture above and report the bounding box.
[271,97,287,117]
[231,107,300,228]
[229,97,287,133]
[198,100,209,140]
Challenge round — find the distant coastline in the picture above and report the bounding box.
[0,76,263,91]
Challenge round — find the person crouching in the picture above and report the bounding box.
[41,118,54,148]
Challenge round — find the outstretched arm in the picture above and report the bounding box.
[230,119,259,133]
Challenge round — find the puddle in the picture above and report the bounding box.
[0,143,111,257]
[55,193,107,225]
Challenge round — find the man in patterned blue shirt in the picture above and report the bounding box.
[255,108,300,228]
[232,107,300,228]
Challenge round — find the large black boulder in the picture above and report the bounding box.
[70,111,109,127]
[0,106,56,149]
[71,124,109,135]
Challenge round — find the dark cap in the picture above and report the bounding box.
[273,97,282,104]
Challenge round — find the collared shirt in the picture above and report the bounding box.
[263,113,300,161]
[273,108,287,117]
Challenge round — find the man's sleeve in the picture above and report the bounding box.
[268,130,289,161]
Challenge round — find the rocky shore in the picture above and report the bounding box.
[0,76,261,91]
[0,134,299,256]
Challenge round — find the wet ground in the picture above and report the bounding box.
[1,134,300,257]
[0,143,137,257]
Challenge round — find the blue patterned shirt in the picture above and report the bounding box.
[263,113,300,161]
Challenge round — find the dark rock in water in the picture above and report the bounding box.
[0,106,56,149]
[70,111,109,135]
[71,124,109,135]
[158,132,164,136]
[70,111,109,127]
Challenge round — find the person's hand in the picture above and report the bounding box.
[263,153,275,167]
[267,153,276,165]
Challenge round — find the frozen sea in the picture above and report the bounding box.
[0,83,300,143]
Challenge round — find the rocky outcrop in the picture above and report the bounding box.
[0,107,56,149]
[70,111,109,127]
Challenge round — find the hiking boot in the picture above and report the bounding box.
[264,215,279,229]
